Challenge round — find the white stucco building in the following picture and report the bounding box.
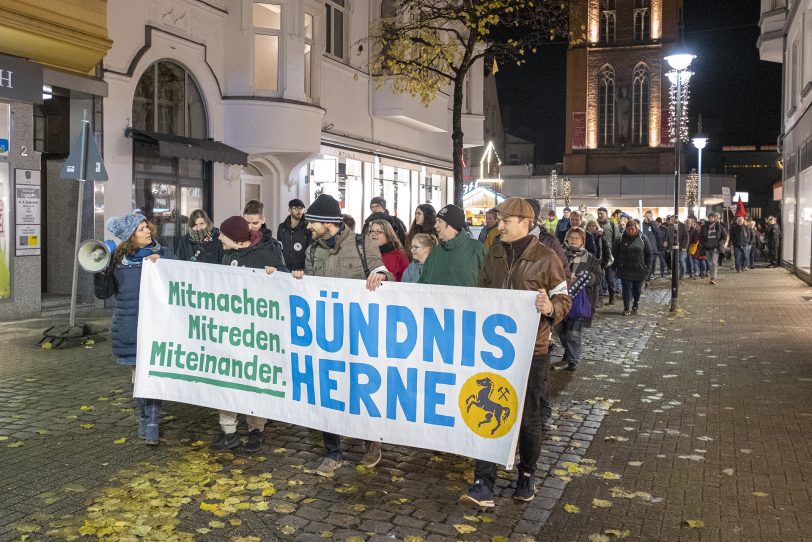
[102,0,484,247]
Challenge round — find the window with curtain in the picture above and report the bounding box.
[598,65,615,147]
[600,0,616,44]
[632,63,649,145]
[253,2,282,92]
[325,0,346,60]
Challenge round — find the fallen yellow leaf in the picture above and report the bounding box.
[7,442,23,448]
[592,499,613,508]
[453,524,477,534]
[80,424,93,429]
[564,503,580,513]
[604,529,631,538]
[752,492,769,498]
[683,519,704,528]
[602,471,621,480]
[113,438,127,445]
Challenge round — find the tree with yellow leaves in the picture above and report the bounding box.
[364,0,571,205]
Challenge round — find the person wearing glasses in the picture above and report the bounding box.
[368,219,409,281]
[402,233,438,283]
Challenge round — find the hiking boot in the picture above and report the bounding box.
[459,480,494,508]
[245,429,262,453]
[361,441,382,468]
[317,457,344,477]
[513,472,536,502]
[211,431,241,452]
[565,361,577,371]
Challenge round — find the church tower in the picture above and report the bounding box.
[563,0,684,175]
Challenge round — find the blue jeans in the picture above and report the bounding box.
[555,319,584,364]
[707,249,719,279]
[679,249,693,277]
[657,252,667,275]
[621,279,643,311]
[734,247,748,272]
[692,257,707,276]
[745,245,753,268]
[647,252,659,281]
[604,266,616,295]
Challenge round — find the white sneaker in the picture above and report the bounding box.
[361,441,382,468]
[316,457,344,477]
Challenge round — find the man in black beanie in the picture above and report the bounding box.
[418,204,484,287]
[287,194,392,477]
[367,196,407,244]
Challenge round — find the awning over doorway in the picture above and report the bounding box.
[126,128,248,166]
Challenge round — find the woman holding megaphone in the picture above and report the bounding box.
[94,213,174,445]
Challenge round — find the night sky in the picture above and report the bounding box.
[496,0,783,163]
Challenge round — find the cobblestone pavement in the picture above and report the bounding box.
[1,266,810,541]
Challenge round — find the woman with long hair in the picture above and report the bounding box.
[616,219,651,316]
[368,219,409,281]
[176,209,223,264]
[94,213,174,445]
[405,204,436,259]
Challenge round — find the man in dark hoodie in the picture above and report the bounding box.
[242,199,288,269]
[277,198,312,271]
[367,197,407,244]
[209,215,288,454]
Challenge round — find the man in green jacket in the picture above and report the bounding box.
[419,204,484,286]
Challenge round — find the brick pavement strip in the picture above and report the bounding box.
[0,267,810,541]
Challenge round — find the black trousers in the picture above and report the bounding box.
[474,353,550,490]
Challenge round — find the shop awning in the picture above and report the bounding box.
[126,128,248,166]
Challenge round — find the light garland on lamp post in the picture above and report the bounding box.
[685,169,698,208]
[549,169,559,210]
[562,177,572,207]
[668,75,691,143]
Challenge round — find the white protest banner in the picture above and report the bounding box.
[135,259,541,467]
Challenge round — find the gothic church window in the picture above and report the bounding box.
[600,0,616,44]
[598,64,615,147]
[634,0,650,42]
[632,63,649,145]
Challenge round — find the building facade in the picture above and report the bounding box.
[564,0,682,175]
[103,0,484,249]
[0,0,111,319]
[759,0,812,284]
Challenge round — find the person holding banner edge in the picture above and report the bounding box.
[283,194,393,477]
[210,215,289,453]
[460,197,571,508]
[93,213,174,445]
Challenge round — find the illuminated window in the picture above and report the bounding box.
[600,0,616,44]
[305,12,314,97]
[253,2,282,92]
[598,64,615,147]
[634,0,650,42]
[632,63,649,145]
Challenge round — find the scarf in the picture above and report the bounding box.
[122,241,161,266]
[379,241,395,254]
[503,235,534,267]
[189,226,213,244]
[324,223,345,249]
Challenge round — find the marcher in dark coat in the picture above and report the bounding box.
[700,213,727,284]
[552,227,602,372]
[94,213,174,445]
[367,197,407,244]
[175,209,224,264]
[616,220,651,315]
[765,216,781,267]
[277,199,312,271]
[730,216,753,273]
[641,211,660,285]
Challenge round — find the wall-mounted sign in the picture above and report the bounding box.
[0,138,8,158]
[0,53,43,104]
[572,112,586,149]
[15,169,41,256]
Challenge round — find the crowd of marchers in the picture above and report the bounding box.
[92,194,780,510]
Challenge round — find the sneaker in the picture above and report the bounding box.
[317,456,344,477]
[459,480,494,508]
[211,431,241,452]
[513,472,536,502]
[144,423,159,446]
[710,279,717,285]
[361,441,382,468]
[622,309,631,316]
[551,360,571,371]
[632,303,639,313]
[245,429,263,453]
[565,361,577,371]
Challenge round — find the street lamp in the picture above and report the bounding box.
[665,51,695,313]
[692,120,708,220]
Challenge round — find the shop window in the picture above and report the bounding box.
[131,61,211,251]
[598,64,615,147]
[254,2,282,92]
[325,0,346,60]
[632,63,649,146]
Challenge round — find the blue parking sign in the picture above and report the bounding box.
[0,138,8,156]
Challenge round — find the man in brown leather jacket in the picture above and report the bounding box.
[460,197,572,509]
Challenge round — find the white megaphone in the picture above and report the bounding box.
[77,239,117,272]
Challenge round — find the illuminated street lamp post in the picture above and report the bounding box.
[692,120,708,220]
[665,51,695,313]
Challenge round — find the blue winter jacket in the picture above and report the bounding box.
[95,246,174,363]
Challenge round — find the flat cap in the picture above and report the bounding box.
[495,197,535,220]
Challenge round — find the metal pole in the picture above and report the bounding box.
[68,112,90,328]
[670,72,682,313]
[697,146,703,219]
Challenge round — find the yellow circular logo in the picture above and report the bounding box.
[458,372,518,439]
